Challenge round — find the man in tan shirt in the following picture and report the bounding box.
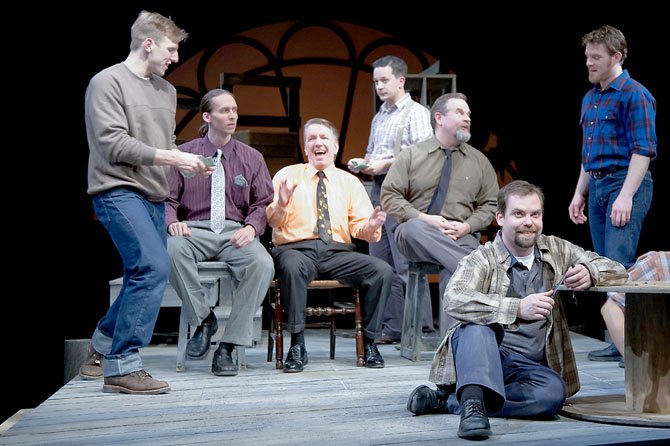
[381,93,499,302]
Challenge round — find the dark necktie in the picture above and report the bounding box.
[315,171,332,242]
[427,148,451,215]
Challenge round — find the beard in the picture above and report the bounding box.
[514,231,539,249]
[455,130,471,143]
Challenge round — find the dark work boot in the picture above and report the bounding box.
[407,385,451,415]
[457,399,491,439]
[587,343,622,362]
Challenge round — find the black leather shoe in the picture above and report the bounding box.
[587,343,622,362]
[457,399,491,439]
[186,311,218,360]
[364,342,385,368]
[211,345,238,376]
[407,385,451,415]
[283,345,308,373]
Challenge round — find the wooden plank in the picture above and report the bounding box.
[586,280,670,293]
[3,331,670,445]
[626,291,670,413]
[570,281,670,415]
[562,395,670,427]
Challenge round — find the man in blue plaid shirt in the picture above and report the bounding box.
[568,25,657,363]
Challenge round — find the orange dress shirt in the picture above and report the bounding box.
[266,163,382,246]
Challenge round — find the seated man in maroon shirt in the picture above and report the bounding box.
[165,89,274,376]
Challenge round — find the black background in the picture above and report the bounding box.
[4,5,667,423]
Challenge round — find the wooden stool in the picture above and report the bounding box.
[400,261,443,361]
[109,261,264,372]
[267,279,364,368]
[175,262,265,371]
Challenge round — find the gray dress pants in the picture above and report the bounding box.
[167,220,274,347]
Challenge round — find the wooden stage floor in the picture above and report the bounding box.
[1,330,668,445]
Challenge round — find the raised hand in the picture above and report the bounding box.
[278,178,298,207]
[368,206,387,230]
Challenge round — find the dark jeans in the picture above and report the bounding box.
[588,169,652,268]
[445,324,566,418]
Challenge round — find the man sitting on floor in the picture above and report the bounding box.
[406,180,627,440]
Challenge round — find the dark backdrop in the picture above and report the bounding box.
[4,6,667,423]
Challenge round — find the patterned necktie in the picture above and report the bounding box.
[427,148,452,215]
[210,149,226,234]
[315,171,332,242]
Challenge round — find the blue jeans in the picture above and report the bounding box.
[91,187,171,377]
[588,170,652,268]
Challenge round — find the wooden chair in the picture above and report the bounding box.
[267,279,365,369]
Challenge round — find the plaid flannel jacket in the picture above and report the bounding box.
[428,233,628,397]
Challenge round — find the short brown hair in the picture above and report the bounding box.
[430,92,468,129]
[303,118,339,143]
[582,25,627,64]
[372,56,408,78]
[497,180,545,215]
[129,10,188,51]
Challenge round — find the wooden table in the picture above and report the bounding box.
[561,280,670,427]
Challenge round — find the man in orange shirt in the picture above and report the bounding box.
[266,118,393,373]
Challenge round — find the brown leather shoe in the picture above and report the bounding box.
[103,370,170,395]
[375,334,400,344]
[79,342,103,380]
